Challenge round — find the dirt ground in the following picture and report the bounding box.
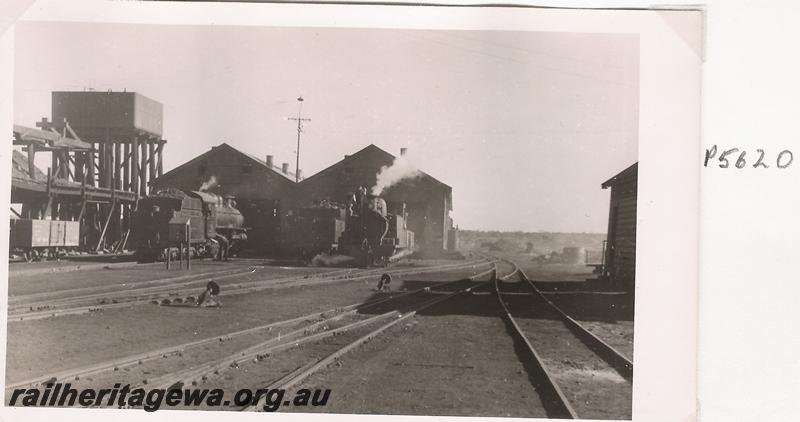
[544,293,635,359]
[496,253,635,366]
[5,255,634,418]
[578,321,634,361]
[494,252,597,282]
[286,288,552,418]
[5,265,485,383]
[8,253,137,271]
[8,260,333,297]
[501,282,632,420]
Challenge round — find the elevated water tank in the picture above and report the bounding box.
[51,91,163,139]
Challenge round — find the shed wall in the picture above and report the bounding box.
[150,146,298,253]
[605,176,637,290]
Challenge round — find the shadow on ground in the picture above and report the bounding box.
[352,277,633,324]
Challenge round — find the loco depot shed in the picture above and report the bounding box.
[298,144,454,254]
[149,143,454,256]
[150,143,300,253]
[601,162,638,291]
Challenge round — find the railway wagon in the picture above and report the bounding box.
[9,218,80,261]
[131,188,247,260]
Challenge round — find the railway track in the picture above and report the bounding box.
[6,264,497,391]
[494,264,633,419]
[9,266,263,311]
[8,255,632,417]
[9,258,493,322]
[8,263,317,304]
[237,262,517,412]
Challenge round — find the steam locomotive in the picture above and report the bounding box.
[131,188,247,261]
[282,190,415,267]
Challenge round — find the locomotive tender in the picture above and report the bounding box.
[132,188,247,260]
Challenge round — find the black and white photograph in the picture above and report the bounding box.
[1,3,702,421]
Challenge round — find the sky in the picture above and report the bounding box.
[13,22,638,233]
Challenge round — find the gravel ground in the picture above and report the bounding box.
[494,254,634,369]
[491,252,597,282]
[4,255,633,418]
[5,266,485,384]
[501,282,632,420]
[8,260,298,297]
[281,288,553,418]
[577,321,634,361]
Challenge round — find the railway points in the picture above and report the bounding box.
[5,258,494,385]
[5,252,634,417]
[8,258,491,322]
[4,244,635,419]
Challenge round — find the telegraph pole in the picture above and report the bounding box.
[288,97,311,183]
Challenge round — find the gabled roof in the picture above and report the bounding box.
[602,162,638,189]
[12,149,46,182]
[239,149,299,181]
[152,142,297,186]
[300,144,451,190]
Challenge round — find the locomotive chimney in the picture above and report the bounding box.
[281,162,289,174]
[400,147,407,156]
[266,155,274,168]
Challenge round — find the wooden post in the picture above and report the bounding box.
[132,137,139,195]
[52,149,58,180]
[123,143,131,192]
[65,150,74,180]
[59,150,67,179]
[107,144,114,189]
[148,141,156,193]
[87,143,96,186]
[96,200,116,252]
[75,150,84,183]
[157,140,164,177]
[98,143,105,188]
[77,190,87,222]
[44,168,52,218]
[185,221,191,270]
[140,140,147,197]
[27,143,36,178]
[166,247,171,270]
[114,143,122,190]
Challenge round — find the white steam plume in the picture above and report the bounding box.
[199,176,217,192]
[371,153,421,196]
